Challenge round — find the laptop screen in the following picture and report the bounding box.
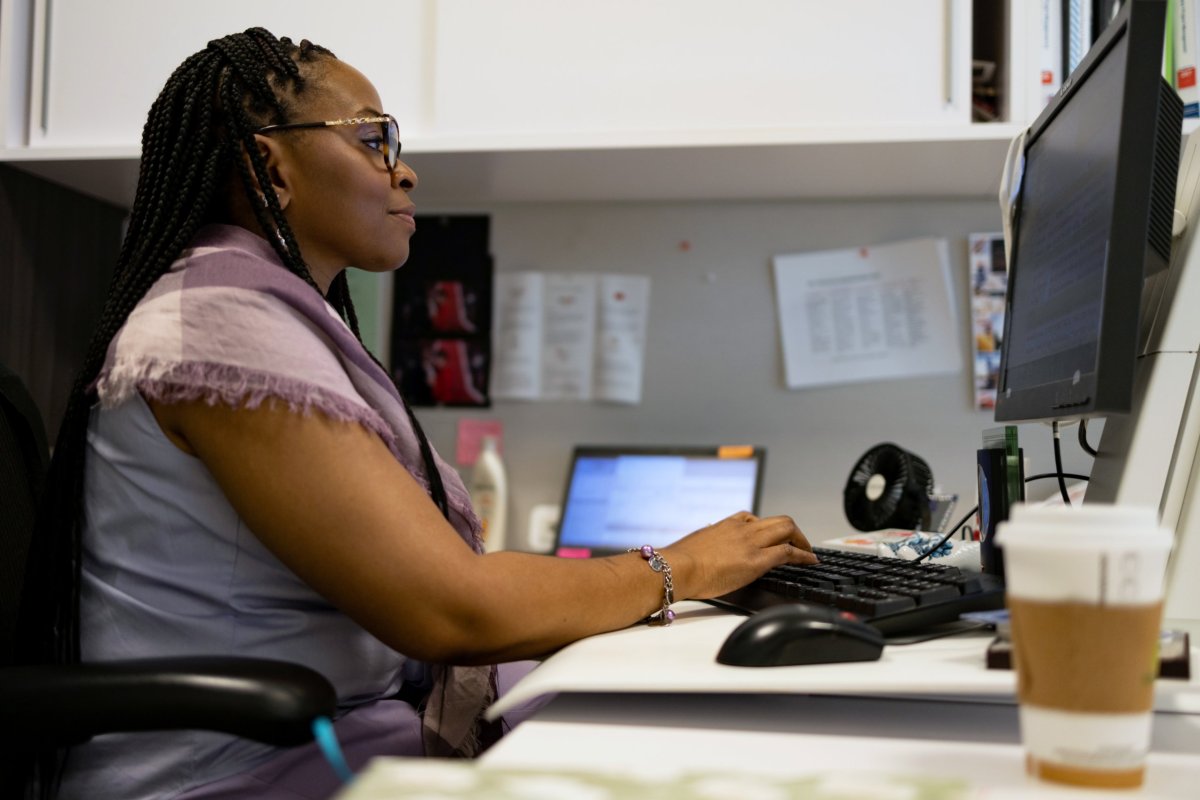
[554,445,766,557]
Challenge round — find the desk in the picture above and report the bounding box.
[340,602,1200,798]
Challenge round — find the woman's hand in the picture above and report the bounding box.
[662,511,817,600]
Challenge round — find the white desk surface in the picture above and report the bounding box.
[480,601,1200,799]
[340,602,1200,798]
[486,601,1200,719]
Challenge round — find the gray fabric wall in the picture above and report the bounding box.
[0,164,125,440]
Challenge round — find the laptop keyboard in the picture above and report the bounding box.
[710,547,1005,636]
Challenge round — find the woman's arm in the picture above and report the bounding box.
[149,398,815,664]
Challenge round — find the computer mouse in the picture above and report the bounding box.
[715,603,885,667]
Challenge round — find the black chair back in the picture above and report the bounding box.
[0,364,337,799]
[0,364,49,667]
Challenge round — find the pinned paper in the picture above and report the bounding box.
[772,238,961,390]
[492,271,650,404]
[596,274,650,404]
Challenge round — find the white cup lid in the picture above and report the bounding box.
[997,503,1172,552]
[997,503,1173,603]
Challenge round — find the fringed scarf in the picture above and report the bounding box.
[94,223,496,758]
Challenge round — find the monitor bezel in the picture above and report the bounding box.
[993,0,1172,424]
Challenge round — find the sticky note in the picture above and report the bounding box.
[456,419,504,465]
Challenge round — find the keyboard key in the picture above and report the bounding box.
[878,581,961,605]
[857,594,917,616]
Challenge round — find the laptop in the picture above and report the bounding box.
[553,445,766,558]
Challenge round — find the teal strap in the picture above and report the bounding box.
[312,716,354,784]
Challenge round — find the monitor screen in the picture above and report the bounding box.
[994,0,1181,424]
[554,445,765,557]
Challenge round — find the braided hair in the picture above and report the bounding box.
[14,28,449,797]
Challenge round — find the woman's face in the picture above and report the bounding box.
[266,59,419,292]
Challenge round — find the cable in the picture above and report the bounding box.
[1052,421,1071,505]
[911,471,1091,563]
[1078,418,1098,456]
[1026,471,1090,482]
[912,505,978,563]
[312,717,354,784]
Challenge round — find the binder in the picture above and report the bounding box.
[1177,0,1199,117]
[1063,0,1095,77]
[1034,0,1064,113]
[1167,0,1177,81]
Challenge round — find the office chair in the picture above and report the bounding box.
[0,362,337,789]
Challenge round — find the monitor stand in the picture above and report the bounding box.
[1086,132,1200,621]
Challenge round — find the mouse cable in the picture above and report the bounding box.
[911,471,1091,564]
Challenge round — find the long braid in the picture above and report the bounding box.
[210,34,320,287]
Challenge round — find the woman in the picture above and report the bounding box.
[18,28,815,799]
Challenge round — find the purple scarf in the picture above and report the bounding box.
[95,223,495,758]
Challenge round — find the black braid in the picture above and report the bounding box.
[14,27,448,799]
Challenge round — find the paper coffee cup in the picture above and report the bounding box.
[996,504,1173,789]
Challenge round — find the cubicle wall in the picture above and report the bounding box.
[397,197,1096,550]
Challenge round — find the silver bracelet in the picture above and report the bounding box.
[628,545,675,626]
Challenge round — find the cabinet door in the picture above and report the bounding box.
[29,0,430,149]
[431,0,973,138]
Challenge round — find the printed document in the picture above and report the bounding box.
[491,273,545,401]
[493,272,650,404]
[773,238,961,390]
[595,274,651,404]
[541,274,597,401]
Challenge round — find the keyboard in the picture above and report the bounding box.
[709,547,1005,636]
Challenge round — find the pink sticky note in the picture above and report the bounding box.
[456,419,504,465]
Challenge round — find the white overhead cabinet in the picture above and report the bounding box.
[430,0,973,140]
[0,0,1027,205]
[20,0,431,150]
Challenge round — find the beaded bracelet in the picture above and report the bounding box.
[628,544,675,626]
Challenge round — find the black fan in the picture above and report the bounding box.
[843,443,934,532]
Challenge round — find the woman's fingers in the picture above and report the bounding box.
[670,511,818,598]
[746,516,819,568]
[761,542,805,567]
[780,541,819,565]
[751,515,815,553]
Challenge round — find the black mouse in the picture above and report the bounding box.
[716,603,885,667]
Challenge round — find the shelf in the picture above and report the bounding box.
[0,124,1027,209]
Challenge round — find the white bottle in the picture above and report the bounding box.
[470,435,508,552]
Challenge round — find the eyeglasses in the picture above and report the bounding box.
[255,114,401,173]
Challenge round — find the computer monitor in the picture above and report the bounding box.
[993,0,1182,425]
[554,445,765,557]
